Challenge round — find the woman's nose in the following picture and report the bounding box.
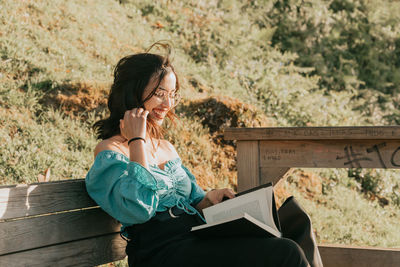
[162,95,173,107]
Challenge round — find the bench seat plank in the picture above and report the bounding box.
[1,233,126,267]
[0,208,121,256]
[0,179,97,220]
[319,244,400,267]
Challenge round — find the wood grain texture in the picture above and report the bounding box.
[259,140,400,169]
[260,167,290,185]
[0,233,127,267]
[319,244,400,267]
[0,208,121,255]
[237,141,260,193]
[0,179,97,220]
[224,126,400,141]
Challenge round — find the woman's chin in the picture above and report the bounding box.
[149,114,165,125]
[155,119,164,126]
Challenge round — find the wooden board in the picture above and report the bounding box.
[319,244,400,267]
[0,208,121,255]
[259,167,290,185]
[0,233,126,267]
[237,141,260,192]
[0,179,97,220]
[259,140,400,169]
[224,126,400,141]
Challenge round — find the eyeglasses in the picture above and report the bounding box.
[153,89,181,106]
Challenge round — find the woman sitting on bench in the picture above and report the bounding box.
[85,43,310,267]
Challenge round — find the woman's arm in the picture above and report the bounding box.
[128,139,148,169]
[86,151,160,225]
[120,108,149,169]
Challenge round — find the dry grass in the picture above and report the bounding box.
[1,1,399,258]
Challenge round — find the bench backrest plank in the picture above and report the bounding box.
[0,179,127,265]
[1,233,126,267]
[0,208,120,255]
[0,180,96,220]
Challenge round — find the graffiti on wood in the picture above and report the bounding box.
[336,142,400,168]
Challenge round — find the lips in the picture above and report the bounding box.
[152,109,168,120]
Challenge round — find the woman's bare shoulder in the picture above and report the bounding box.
[94,136,127,158]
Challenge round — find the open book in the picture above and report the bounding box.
[191,183,281,238]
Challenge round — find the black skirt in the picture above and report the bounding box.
[124,209,309,267]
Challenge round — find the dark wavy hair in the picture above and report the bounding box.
[93,43,179,140]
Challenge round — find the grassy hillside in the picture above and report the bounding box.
[1,1,399,264]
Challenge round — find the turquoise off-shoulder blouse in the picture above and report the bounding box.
[85,150,206,229]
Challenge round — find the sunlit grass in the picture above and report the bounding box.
[287,178,400,247]
[1,3,399,266]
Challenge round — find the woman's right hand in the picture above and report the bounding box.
[120,108,149,141]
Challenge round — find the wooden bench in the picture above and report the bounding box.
[0,179,126,266]
[225,126,400,267]
[2,126,400,266]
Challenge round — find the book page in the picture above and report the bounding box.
[203,187,271,227]
[210,200,262,223]
[262,186,279,232]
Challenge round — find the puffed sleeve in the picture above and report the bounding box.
[181,165,206,206]
[85,150,162,225]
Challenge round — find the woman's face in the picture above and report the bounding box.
[142,71,177,125]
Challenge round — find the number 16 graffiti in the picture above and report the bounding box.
[336,142,400,168]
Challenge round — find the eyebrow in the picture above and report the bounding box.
[157,86,176,92]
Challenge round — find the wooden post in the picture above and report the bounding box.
[236,141,260,192]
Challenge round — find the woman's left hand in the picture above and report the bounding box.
[205,188,236,205]
[195,188,236,212]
